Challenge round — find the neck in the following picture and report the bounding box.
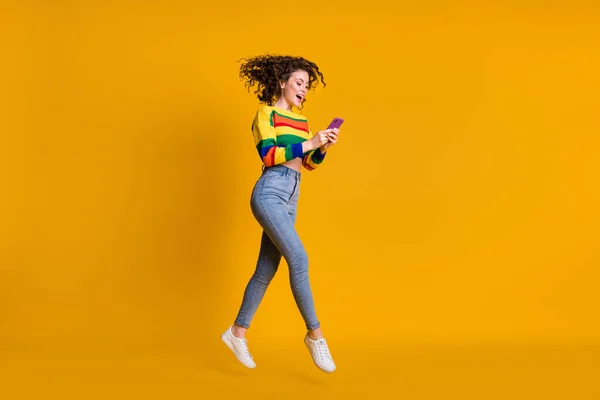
[274,97,292,111]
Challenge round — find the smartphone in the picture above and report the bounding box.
[327,117,344,130]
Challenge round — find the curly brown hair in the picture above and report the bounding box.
[238,54,326,109]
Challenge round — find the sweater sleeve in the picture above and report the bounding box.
[302,130,327,171]
[252,107,304,167]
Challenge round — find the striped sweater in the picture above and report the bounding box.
[251,105,326,171]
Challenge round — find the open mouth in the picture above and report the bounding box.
[296,94,304,102]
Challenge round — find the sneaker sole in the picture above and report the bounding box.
[221,331,256,369]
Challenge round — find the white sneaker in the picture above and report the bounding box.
[304,334,336,373]
[221,326,256,369]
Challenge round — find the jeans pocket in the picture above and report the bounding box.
[263,173,295,198]
[263,169,286,184]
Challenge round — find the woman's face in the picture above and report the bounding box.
[280,70,310,108]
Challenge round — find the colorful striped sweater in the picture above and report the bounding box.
[251,105,326,171]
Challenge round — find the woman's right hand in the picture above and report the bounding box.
[305,130,332,152]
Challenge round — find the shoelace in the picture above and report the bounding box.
[315,339,332,361]
[238,337,252,359]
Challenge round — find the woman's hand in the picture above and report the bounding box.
[304,130,330,152]
[302,128,340,153]
[320,128,339,152]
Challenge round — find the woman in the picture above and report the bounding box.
[221,55,340,373]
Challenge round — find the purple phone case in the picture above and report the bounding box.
[327,117,344,130]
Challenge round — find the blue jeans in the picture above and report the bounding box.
[234,164,320,330]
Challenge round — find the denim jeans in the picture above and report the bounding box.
[234,164,320,330]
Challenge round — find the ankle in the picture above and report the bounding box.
[307,328,324,340]
[231,324,247,339]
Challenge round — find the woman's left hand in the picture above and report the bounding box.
[320,128,339,152]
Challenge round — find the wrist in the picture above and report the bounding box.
[303,141,316,153]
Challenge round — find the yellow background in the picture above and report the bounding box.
[2,1,599,398]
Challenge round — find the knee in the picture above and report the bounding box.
[254,264,279,285]
[290,250,309,275]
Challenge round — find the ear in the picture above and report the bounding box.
[279,80,286,89]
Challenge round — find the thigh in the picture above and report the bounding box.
[252,179,305,263]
